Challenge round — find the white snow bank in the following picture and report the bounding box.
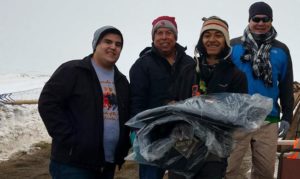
[0,73,49,94]
[0,104,51,161]
[0,73,51,162]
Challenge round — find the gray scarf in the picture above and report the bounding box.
[241,26,277,87]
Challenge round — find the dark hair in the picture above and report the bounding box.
[95,28,123,51]
[195,33,231,59]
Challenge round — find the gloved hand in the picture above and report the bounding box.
[278,120,290,138]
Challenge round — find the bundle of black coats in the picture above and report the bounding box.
[126,93,272,178]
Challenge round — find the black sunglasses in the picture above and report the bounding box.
[251,16,272,23]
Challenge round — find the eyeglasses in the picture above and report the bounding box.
[251,16,272,23]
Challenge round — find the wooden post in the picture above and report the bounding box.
[3,100,38,105]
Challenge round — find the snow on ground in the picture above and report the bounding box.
[0,72,49,94]
[0,104,51,161]
[0,73,283,177]
[0,73,51,162]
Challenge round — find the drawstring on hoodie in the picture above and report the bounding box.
[194,47,201,73]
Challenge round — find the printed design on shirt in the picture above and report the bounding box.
[101,80,118,120]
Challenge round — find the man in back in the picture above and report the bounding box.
[226,2,294,178]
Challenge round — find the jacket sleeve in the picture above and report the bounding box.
[171,64,195,101]
[231,69,248,94]
[279,52,294,124]
[129,59,149,117]
[38,63,77,145]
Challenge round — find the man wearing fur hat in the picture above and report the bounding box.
[38,26,131,179]
[129,16,194,179]
[225,2,294,179]
[169,16,247,179]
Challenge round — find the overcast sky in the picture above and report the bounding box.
[1,0,299,81]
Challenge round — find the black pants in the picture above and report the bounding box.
[168,159,227,179]
[50,160,116,179]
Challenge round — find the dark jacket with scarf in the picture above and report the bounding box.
[173,57,248,101]
[130,43,195,117]
[38,54,131,170]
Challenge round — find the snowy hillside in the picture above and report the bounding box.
[0,73,51,161]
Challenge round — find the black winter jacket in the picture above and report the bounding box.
[129,43,195,116]
[38,54,131,170]
[173,58,248,100]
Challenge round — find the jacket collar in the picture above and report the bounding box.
[139,43,188,59]
[77,54,125,80]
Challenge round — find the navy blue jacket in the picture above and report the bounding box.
[38,54,131,170]
[130,43,195,117]
[172,57,248,101]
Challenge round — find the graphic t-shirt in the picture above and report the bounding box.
[92,60,119,163]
